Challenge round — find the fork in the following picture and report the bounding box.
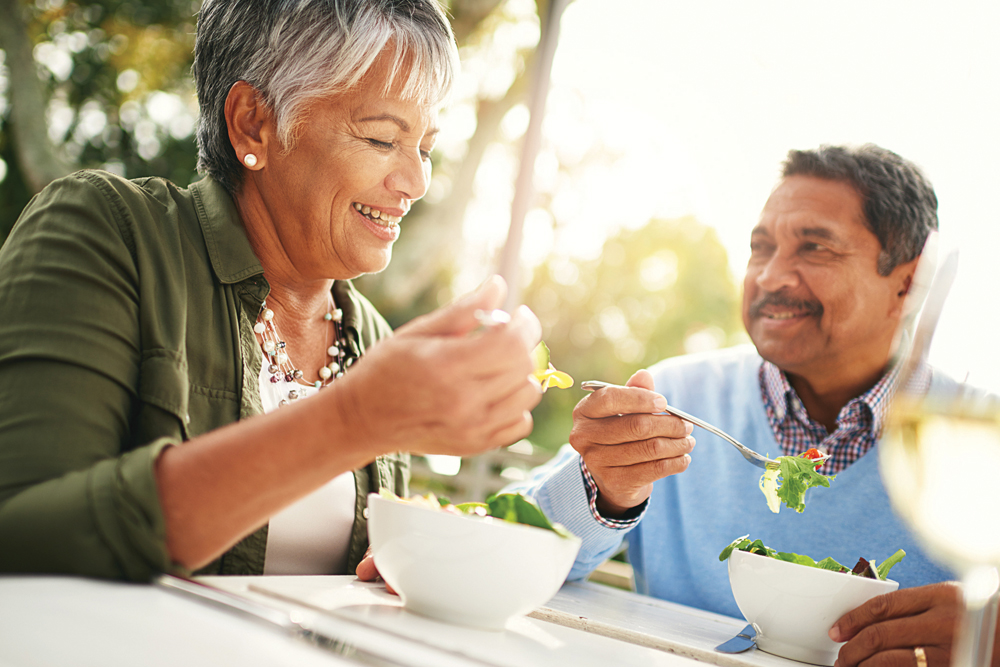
[580,380,785,470]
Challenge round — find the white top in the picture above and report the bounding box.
[258,362,356,575]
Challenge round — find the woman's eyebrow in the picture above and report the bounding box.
[357,113,410,131]
[355,113,440,138]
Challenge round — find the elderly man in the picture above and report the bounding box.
[513,144,990,667]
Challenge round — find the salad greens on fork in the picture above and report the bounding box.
[760,449,835,513]
[580,380,834,513]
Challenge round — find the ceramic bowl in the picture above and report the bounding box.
[728,549,899,666]
[367,493,581,630]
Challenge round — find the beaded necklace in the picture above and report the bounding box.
[254,297,346,406]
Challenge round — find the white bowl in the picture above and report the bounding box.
[728,549,899,666]
[367,493,581,630]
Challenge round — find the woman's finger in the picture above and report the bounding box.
[396,275,506,338]
[354,549,397,595]
[355,549,378,581]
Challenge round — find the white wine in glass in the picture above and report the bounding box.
[882,399,1000,572]
[880,246,1000,667]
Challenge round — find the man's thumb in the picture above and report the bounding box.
[397,275,507,338]
[625,369,656,391]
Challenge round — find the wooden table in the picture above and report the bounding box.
[0,574,808,667]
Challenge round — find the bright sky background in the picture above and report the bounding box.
[532,0,1000,387]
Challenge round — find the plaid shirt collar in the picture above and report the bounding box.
[758,353,930,472]
[761,360,900,437]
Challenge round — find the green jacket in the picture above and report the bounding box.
[0,170,406,581]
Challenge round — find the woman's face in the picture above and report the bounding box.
[252,58,439,280]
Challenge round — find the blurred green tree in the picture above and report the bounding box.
[0,0,201,238]
[0,0,550,311]
[523,216,747,452]
[0,0,748,490]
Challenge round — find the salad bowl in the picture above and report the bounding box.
[367,493,581,630]
[728,549,898,666]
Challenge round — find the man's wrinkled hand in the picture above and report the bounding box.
[569,369,695,518]
[829,583,971,667]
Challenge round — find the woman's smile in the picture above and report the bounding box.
[352,202,401,242]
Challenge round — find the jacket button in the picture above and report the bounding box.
[362,507,370,519]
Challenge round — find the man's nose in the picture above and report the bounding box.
[755,252,800,292]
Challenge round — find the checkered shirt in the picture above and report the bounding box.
[580,457,646,528]
[759,359,931,474]
[580,353,932,526]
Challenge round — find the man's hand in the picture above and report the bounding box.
[569,369,695,517]
[830,583,986,667]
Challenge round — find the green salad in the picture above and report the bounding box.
[719,535,906,581]
[380,490,575,539]
[759,449,835,513]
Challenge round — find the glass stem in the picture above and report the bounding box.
[952,566,999,667]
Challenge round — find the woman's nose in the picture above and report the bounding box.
[387,150,431,201]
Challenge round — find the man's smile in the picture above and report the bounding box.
[748,292,823,321]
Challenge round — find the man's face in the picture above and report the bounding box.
[742,175,916,384]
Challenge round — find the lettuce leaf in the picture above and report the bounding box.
[773,551,849,573]
[759,455,835,513]
[381,491,575,539]
[876,549,907,580]
[719,535,904,579]
[486,492,575,539]
[531,342,574,391]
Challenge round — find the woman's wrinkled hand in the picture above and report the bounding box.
[333,275,543,458]
[355,547,396,595]
[830,583,970,667]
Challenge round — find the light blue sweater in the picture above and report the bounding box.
[512,345,954,619]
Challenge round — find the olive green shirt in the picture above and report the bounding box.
[0,170,406,581]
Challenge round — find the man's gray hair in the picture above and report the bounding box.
[194,0,459,193]
[782,144,939,276]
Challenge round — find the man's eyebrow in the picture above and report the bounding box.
[356,113,440,138]
[750,226,769,238]
[797,226,838,241]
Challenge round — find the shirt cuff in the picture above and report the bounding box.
[579,458,647,528]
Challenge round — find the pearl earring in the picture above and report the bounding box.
[244,154,258,168]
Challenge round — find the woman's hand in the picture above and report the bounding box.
[355,547,396,595]
[830,583,976,667]
[333,275,544,458]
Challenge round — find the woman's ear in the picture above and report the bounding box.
[224,81,274,170]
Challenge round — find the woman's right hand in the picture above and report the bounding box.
[332,275,544,457]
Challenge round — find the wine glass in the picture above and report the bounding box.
[880,235,1000,667]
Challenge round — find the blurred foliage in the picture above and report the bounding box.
[524,217,745,451]
[0,0,746,458]
[0,0,200,237]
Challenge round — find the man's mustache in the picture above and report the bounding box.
[748,292,823,319]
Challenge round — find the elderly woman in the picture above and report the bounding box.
[0,0,542,580]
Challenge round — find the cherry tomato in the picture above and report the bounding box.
[801,448,826,470]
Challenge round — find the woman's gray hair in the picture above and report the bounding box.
[193,0,459,193]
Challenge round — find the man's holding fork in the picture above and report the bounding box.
[509,144,991,667]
